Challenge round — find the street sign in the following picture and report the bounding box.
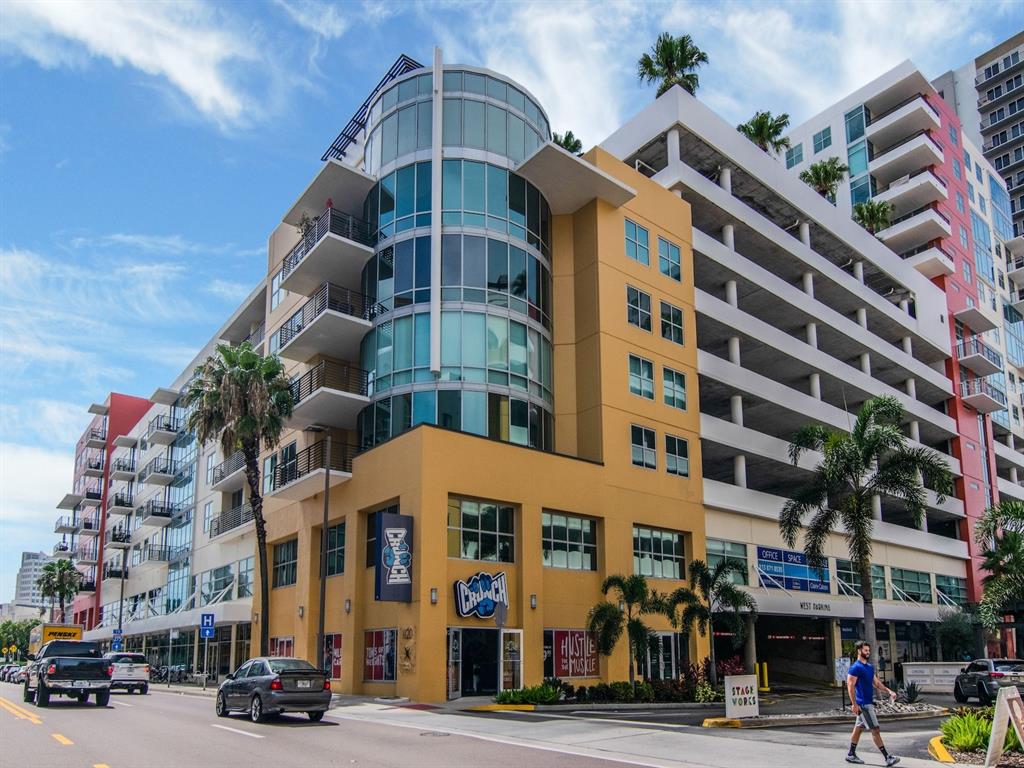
[111,639,123,651]
[112,628,123,636]
[200,613,215,629]
[200,627,215,639]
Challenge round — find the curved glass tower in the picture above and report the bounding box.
[355,64,555,451]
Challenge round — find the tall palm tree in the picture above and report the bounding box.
[36,560,82,623]
[183,341,293,656]
[637,33,709,97]
[975,501,1024,631]
[853,199,894,235]
[736,110,791,153]
[587,574,658,687]
[553,131,583,156]
[799,157,850,202]
[781,395,953,665]
[663,560,757,687]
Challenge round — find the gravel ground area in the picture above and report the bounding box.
[949,748,1024,766]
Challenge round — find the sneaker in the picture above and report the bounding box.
[884,757,900,767]
[845,756,864,765]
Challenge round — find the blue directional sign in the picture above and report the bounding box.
[200,627,215,639]
[200,613,215,639]
[111,639,123,651]
[112,628,123,636]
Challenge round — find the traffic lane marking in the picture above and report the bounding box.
[211,723,265,739]
[94,764,111,768]
[0,697,43,724]
[52,733,74,745]
[112,700,134,707]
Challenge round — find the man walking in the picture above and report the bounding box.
[846,640,899,766]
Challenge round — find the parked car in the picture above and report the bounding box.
[4,664,23,683]
[14,666,28,684]
[954,658,1024,704]
[103,652,150,694]
[24,640,112,707]
[215,657,331,723]
[0,664,16,682]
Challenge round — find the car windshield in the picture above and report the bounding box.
[267,659,317,673]
[995,661,1024,672]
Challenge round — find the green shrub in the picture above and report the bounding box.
[694,680,721,703]
[941,712,991,752]
[494,683,561,705]
[634,682,654,703]
[609,681,635,702]
[899,681,921,704]
[588,683,615,703]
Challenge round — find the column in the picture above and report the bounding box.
[909,420,920,443]
[719,166,732,194]
[856,307,867,328]
[730,395,744,426]
[728,336,741,365]
[667,127,681,168]
[872,495,882,521]
[722,223,735,250]
[899,299,910,315]
[725,279,738,306]
[799,221,810,247]
[802,271,814,298]
[1011,467,1019,485]
[920,515,929,533]
[809,372,821,400]
[744,613,757,674]
[806,322,818,348]
[734,454,747,488]
[1007,434,1016,450]
[905,378,917,399]
[228,623,238,672]
[860,352,871,376]
[902,336,912,355]
[853,261,864,283]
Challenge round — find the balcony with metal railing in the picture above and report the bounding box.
[76,541,99,565]
[138,499,177,528]
[286,360,370,430]
[269,440,355,500]
[873,167,947,219]
[242,321,265,350]
[960,377,1007,413]
[976,56,1023,87]
[865,93,941,151]
[876,202,951,253]
[83,454,105,478]
[956,337,1003,376]
[78,512,101,536]
[84,426,107,449]
[53,541,73,559]
[80,483,104,507]
[276,282,383,363]
[979,77,1024,110]
[110,456,137,481]
[54,515,81,535]
[868,129,944,187]
[139,455,178,486]
[102,563,128,582]
[107,490,134,515]
[210,502,255,539]
[78,578,96,594]
[211,451,246,492]
[105,525,132,549]
[898,239,954,279]
[147,413,183,446]
[279,207,375,296]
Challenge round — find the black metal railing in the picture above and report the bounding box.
[76,543,99,561]
[281,208,374,281]
[138,499,176,521]
[107,490,134,510]
[278,282,384,350]
[147,413,183,438]
[887,202,950,227]
[961,378,1008,406]
[54,516,78,532]
[212,451,245,485]
[291,360,370,405]
[79,580,97,592]
[242,322,265,348]
[867,92,940,125]
[103,564,129,580]
[957,337,1003,368]
[140,456,178,481]
[87,426,107,443]
[899,240,951,260]
[80,514,100,533]
[873,128,943,159]
[82,485,103,501]
[86,456,104,472]
[877,166,947,194]
[105,526,132,546]
[210,503,255,537]
[141,545,183,564]
[112,456,136,475]
[273,441,355,490]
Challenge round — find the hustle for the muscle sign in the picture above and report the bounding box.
[551,630,598,678]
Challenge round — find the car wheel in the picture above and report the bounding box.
[140,683,149,695]
[76,692,89,703]
[308,710,325,722]
[978,684,992,705]
[216,692,230,718]
[250,695,265,723]
[953,681,968,703]
[95,689,110,707]
[36,682,50,708]
[23,682,33,703]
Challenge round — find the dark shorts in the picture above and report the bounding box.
[855,704,880,730]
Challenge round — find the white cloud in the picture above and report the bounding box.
[0,443,74,526]
[203,279,252,303]
[274,0,349,38]
[0,399,88,448]
[0,0,266,129]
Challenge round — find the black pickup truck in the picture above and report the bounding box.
[24,640,112,707]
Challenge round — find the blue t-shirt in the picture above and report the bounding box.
[849,660,875,705]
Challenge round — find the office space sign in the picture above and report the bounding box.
[552,630,598,678]
[375,512,413,602]
[757,546,830,593]
[454,572,509,618]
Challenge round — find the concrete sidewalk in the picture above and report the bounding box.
[324,700,942,768]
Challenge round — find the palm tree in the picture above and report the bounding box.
[736,111,791,153]
[975,501,1024,631]
[587,574,658,687]
[853,199,894,235]
[799,157,850,202]
[553,131,583,156]
[781,395,953,665]
[663,560,757,687]
[36,560,82,623]
[637,33,709,97]
[183,341,293,656]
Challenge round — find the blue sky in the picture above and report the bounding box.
[0,0,1018,600]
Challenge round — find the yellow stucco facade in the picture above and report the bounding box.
[257,148,709,702]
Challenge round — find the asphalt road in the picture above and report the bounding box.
[0,683,633,768]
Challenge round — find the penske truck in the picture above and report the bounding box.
[28,623,83,657]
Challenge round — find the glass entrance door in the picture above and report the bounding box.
[646,632,677,681]
[500,629,522,691]
[447,628,461,700]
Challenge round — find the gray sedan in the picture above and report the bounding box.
[216,657,331,722]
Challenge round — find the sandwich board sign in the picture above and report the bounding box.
[985,686,1024,768]
[724,674,760,719]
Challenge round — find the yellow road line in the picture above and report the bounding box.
[52,733,74,745]
[94,764,112,768]
[0,697,42,724]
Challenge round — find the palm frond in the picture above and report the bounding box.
[587,601,625,656]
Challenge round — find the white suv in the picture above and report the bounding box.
[103,652,150,695]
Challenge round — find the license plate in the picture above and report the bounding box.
[74,680,89,687]
[297,680,311,689]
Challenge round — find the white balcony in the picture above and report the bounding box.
[76,546,99,566]
[960,378,1007,414]
[278,208,375,296]
[901,244,954,279]
[957,337,1003,377]
[107,492,134,516]
[139,457,177,486]
[869,132,945,187]
[282,158,377,229]
[84,427,106,449]
[57,492,83,510]
[139,501,176,528]
[1008,256,1024,285]
[83,457,105,478]
[866,95,942,152]
[210,452,246,493]
[276,284,376,364]
[877,206,951,253]
[267,442,354,501]
[104,527,132,550]
[285,361,370,431]
[953,305,998,334]
[147,414,182,446]
[997,475,1024,503]
[52,543,74,559]
[110,458,136,481]
[209,503,256,540]
[78,516,101,536]
[80,487,104,507]
[54,516,80,535]
[873,169,946,218]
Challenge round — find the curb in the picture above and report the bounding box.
[927,736,955,764]
[538,702,722,712]
[468,704,536,712]
[702,708,949,729]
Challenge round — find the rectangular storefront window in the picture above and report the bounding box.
[633,525,684,579]
[891,568,932,603]
[272,539,297,588]
[270,636,294,657]
[935,574,967,606]
[543,629,599,678]
[364,629,397,682]
[541,511,597,570]
[447,496,515,562]
[836,559,886,599]
[326,522,345,576]
[324,633,342,679]
[706,538,748,585]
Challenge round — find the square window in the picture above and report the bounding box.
[628,354,654,399]
[665,435,689,476]
[785,143,803,169]
[812,127,831,154]
[541,511,597,571]
[630,425,656,469]
[660,301,684,345]
[625,219,649,265]
[627,285,652,331]
[633,525,683,579]
[658,237,681,281]
[448,496,515,562]
[663,367,687,410]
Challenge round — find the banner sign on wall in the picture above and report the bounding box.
[375,512,413,602]
[552,630,599,678]
[454,572,509,618]
[757,546,830,593]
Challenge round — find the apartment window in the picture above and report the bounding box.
[975,161,983,184]
[326,522,345,576]
[660,301,684,345]
[272,539,298,588]
[203,501,213,533]
[962,260,972,283]
[262,454,277,494]
[784,143,803,169]
[269,636,294,657]
[626,285,652,331]
[964,150,972,171]
[891,567,932,603]
[363,629,397,682]
[447,496,515,562]
[850,175,871,205]
[956,191,965,213]
[812,127,831,154]
[270,269,283,311]
[953,157,962,180]
[665,435,689,477]
[633,525,684,579]
[541,511,597,571]
[663,366,687,410]
[630,425,656,469]
[658,236,681,281]
[204,454,214,485]
[706,538,748,585]
[935,574,968,606]
[237,557,254,598]
[847,141,868,177]
[960,225,969,249]
[845,106,866,143]
[268,329,281,355]
[968,181,975,203]
[948,124,959,146]
[628,354,654,399]
[624,219,650,265]
[836,559,886,599]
